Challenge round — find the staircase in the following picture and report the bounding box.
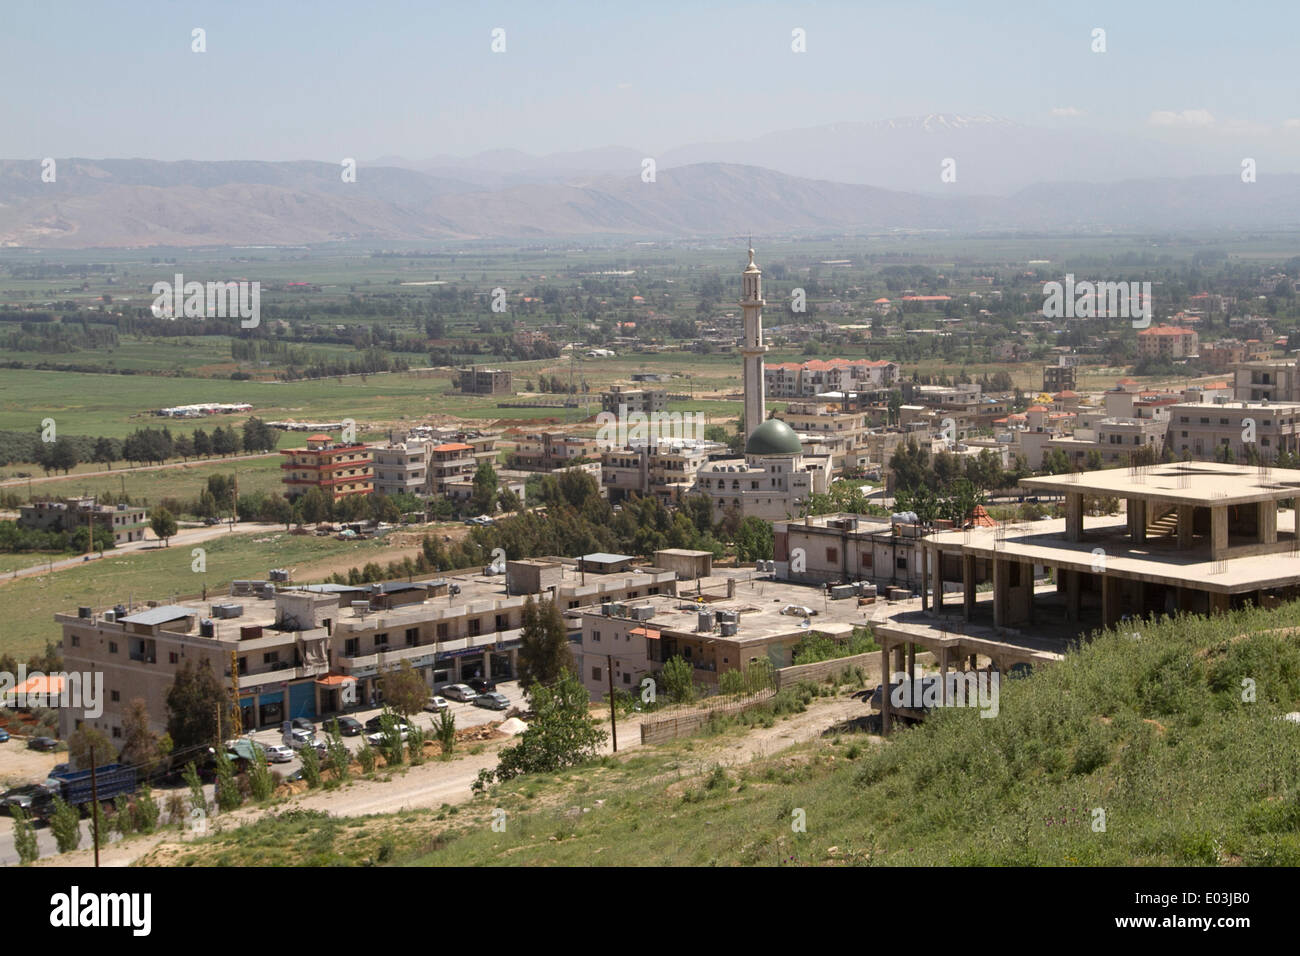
[1146,508,1178,539]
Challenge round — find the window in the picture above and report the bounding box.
[468,619,481,637]
[405,627,419,646]
[71,634,80,647]
[110,690,120,702]
[623,672,631,685]
[896,557,907,570]
[374,633,389,649]
[263,651,279,664]
[108,641,118,654]
[436,623,448,639]
[592,630,601,643]
[112,727,122,739]
[592,666,602,681]
[169,651,178,664]
[861,552,873,568]
[345,638,360,657]
[826,547,839,562]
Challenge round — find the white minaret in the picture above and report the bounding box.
[740,245,767,437]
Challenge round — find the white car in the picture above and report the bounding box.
[365,725,410,747]
[780,604,817,618]
[264,744,294,764]
[424,696,450,712]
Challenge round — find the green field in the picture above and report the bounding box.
[0,529,422,658]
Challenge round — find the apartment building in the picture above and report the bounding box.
[510,431,605,471]
[601,438,725,504]
[371,438,431,497]
[577,593,854,697]
[1137,325,1199,361]
[57,560,680,738]
[1043,364,1077,393]
[601,386,667,416]
[1167,400,1300,462]
[1234,360,1300,404]
[764,359,900,399]
[457,366,512,395]
[280,434,373,500]
[774,400,873,473]
[18,497,148,546]
[774,512,934,591]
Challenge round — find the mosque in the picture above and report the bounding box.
[693,247,831,520]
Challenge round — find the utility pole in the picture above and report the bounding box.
[231,474,238,531]
[606,654,618,752]
[89,745,100,868]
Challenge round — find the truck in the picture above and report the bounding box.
[1,763,137,821]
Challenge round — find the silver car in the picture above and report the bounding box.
[441,683,478,702]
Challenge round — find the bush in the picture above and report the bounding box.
[300,742,322,788]
[132,789,160,834]
[247,745,275,801]
[356,742,377,774]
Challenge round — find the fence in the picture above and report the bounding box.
[773,651,880,690]
[638,688,776,745]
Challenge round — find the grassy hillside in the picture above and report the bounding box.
[133,602,1300,866]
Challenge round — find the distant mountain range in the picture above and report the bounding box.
[3,124,1300,248]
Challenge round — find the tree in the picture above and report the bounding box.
[11,806,38,864]
[165,660,229,752]
[150,507,178,546]
[473,671,606,789]
[517,597,571,690]
[93,436,119,470]
[734,516,774,561]
[471,460,499,515]
[119,698,168,779]
[434,710,456,755]
[246,743,274,801]
[379,660,427,719]
[661,655,697,704]
[50,797,82,852]
[213,748,241,811]
[67,726,116,771]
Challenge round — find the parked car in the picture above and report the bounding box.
[467,678,497,695]
[331,716,363,737]
[365,726,410,747]
[473,691,510,711]
[780,604,817,618]
[0,728,10,743]
[27,736,58,752]
[264,744,294,764]
[364,713,408,733]
[283,728,325,753]
[441,684,478,702]
[424,696,449,713]
[291,718,316,734]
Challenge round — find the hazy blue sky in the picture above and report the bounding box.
[4,0,1297,161]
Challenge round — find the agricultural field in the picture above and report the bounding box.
[0,525,438,659]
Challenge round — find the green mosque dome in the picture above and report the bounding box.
[745,418,802,456]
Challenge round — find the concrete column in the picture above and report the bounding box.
[921,542,929,611]
[880,644,892,735]
[1211,506,1229,558]
[1260,501,1278,545]
[1177,505,1195,549]
[939,646,949,706]
[1210,592,1229,615]
[962,554,976,621]
[1101,575,1119,629]
[934,550,945,611]
[1024,562,1035,625]
[1066,492,1084,541]
[1065,568,1081,623]
[906,643,915,687]
[1129,498,1147,543]
[482,650,492,679]
[992,558,1006,628]
[892,645,905,674]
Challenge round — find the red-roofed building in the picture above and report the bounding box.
[764,357,900,398]
[1137,325,1199,361]
[281,435,373,501]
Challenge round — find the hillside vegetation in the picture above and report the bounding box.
[135,603,1300,866]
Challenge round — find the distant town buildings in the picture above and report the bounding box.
[1137,325,1199,361]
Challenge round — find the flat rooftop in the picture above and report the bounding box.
[586,593,855,647]
[930,513,1300,593]
[1021,461,1300,507]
